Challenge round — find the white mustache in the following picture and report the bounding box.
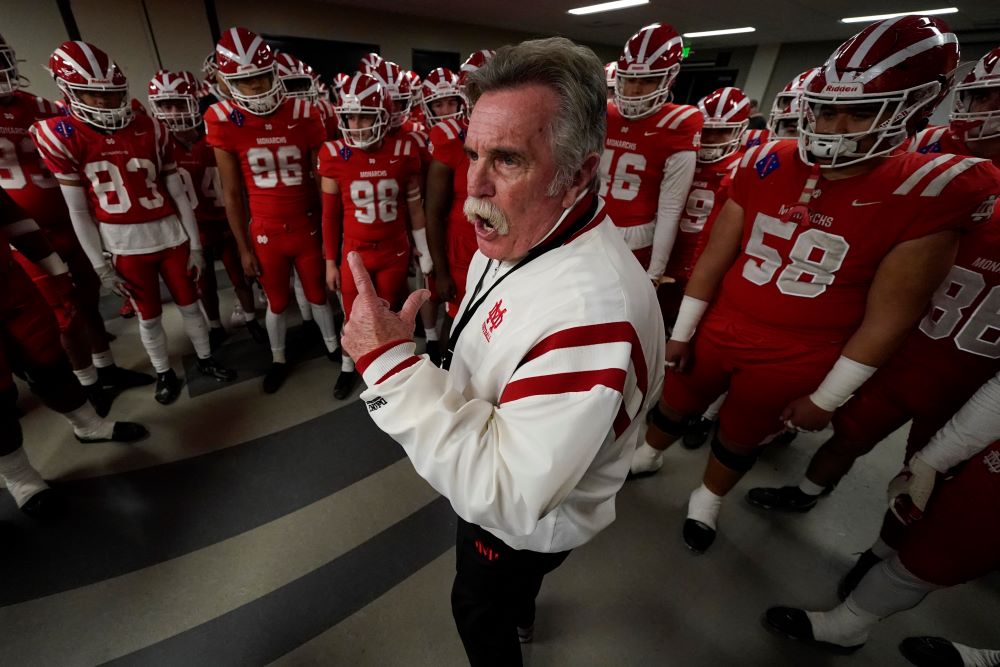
[463,197,509,236]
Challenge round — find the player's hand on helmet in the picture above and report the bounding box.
[326,259,341,292]
[241,249,261,279]
[664,339,691,373]
[435,271,456,303]
[187,248,206,282]
[781,396,833,433]
[96,262,132,298]
[887,456,937,525]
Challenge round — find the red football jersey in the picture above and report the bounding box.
[314,98,339,140]
[0,91,65,229]
[30,111,177,225]
[173,133,226,224]
[204,97,325,224]
[741,129,771,151]
[393,123,430,166]
[666,151,742,280]
[599,101,703,231]
[316,135,421,250]
[718,140,1000,338]
[907,125,1000,167]
[428,117,476,264]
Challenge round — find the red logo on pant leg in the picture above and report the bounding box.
[474,539,500,562]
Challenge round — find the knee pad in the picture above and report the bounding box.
[647,404,689,436]
[711,435,759,472]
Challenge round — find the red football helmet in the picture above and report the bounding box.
[275,52,319,102]
[370,60,412,129]
[49,40,132,129]
[148,69,201,131]
[215,26,283,115]
[331,72,351,104]
[697,87,751,162]
[0,33,25,96]
[359,52,384,74]
[800,15,960,168]
[459,49,495,88]
[767,67,821,137]
[604,62,617,90]
[615,23,684,119]
[335,72,392,148]
[420,67,465,127]
[951,46,1000,142]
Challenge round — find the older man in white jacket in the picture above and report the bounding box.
[342,37,664,667]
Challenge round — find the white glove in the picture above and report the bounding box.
[95,262,131,297]
[887,456,937,525]
[412,227,434,275]
[187,248,206,281]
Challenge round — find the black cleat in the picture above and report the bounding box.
[425,340,441,366]
[85,384,113,418]
[98,364,155,391]
[682,417,715,449]
[762,606,864,654]
[75,421,149,444]
[747,485,823,513]
[262,362,288,394]
[197,356,236,381]
[682,518,716,553]
[245,318,267,344]
[898,637,965,667]
[333,370,358,400]
[154,369,182,405]
[209,326,228,352]
[838,549,882,601]
[326,347,342,363]
[20,488,66,520]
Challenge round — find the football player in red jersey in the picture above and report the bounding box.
[31,41,235,405]
[907,45,1000,166]
[423,67,474,336]
[603,23,703,282]
[0,190,147,519]
[404,71,428,127]
[604,62,617,100]
[0,33,154,414]
[207,27,339,394]
[319,73,430,399]
[766,67,822,139]
[148,70,264,351]
[629,16,1000,553]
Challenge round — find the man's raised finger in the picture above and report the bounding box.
[399,288,431,327]
[347,251,379,300]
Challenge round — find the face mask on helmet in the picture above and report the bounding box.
[337,108,389,148]
[150,95,201,131]
[0,42,23,97]
[224,68,283,115]
[698,124,745,163]
[62,84,133,130]
[280,74,318,102]
[614,69,677,119]
[952,85,1000,142]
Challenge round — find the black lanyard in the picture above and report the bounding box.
[441,195,599,371]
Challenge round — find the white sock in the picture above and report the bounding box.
[871,537,897,560]
[0,447,49,507]
[293,273,312,321]
[703,392,726,420]
[425,327,439,342]
[91,350,114,369]
[799,478,826,496]
[138,315,171,374]
[73,365,99,387]
[179,302,211,360]
[342,355,355,373]
[955,642,1000,667]
[805,599,878,647]
[63,403,114,440]
[687,484,723,529]
[266,309,287,364]
[309,301,339,353]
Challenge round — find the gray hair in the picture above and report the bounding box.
[465,37,606,196]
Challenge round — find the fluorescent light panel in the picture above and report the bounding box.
[568,0,648,16]
[840,7,957,23]
[682,26,756,37]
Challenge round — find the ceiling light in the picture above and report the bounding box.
[568,0,649,16]
[840,7,958,23]
[682,27,756,38]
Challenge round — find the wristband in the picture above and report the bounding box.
[669,296,708,343]
[810,355,877,412]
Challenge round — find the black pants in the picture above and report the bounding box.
[451,518,571,667]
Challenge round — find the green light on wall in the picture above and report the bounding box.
[682,45,692,59]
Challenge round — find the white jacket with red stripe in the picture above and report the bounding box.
[357,197,665,552]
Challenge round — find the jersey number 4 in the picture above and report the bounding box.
[920,265,1000,358]
[598,150,645,201]
[742,212,850,298]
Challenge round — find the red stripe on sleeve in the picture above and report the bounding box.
[613,404,631,439]
[376,355,420,384]
[499,368,627,404]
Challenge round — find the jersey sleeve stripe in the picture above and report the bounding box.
[740,144,762,168]
[656,105,684,128]
[668,106,700,130]
[439,122,455,140]
[920,157,987,197]
[499,368,627,405]
[893,154,957,195]
[34,123,75,162]
[209,104,227,121]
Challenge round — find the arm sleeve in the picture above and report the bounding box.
[354,321,635,538]
[647,150,697,279]
[164,171,202,251]
[917,371,1000,473]
[322,189,343,262]
[59,183,106,267]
